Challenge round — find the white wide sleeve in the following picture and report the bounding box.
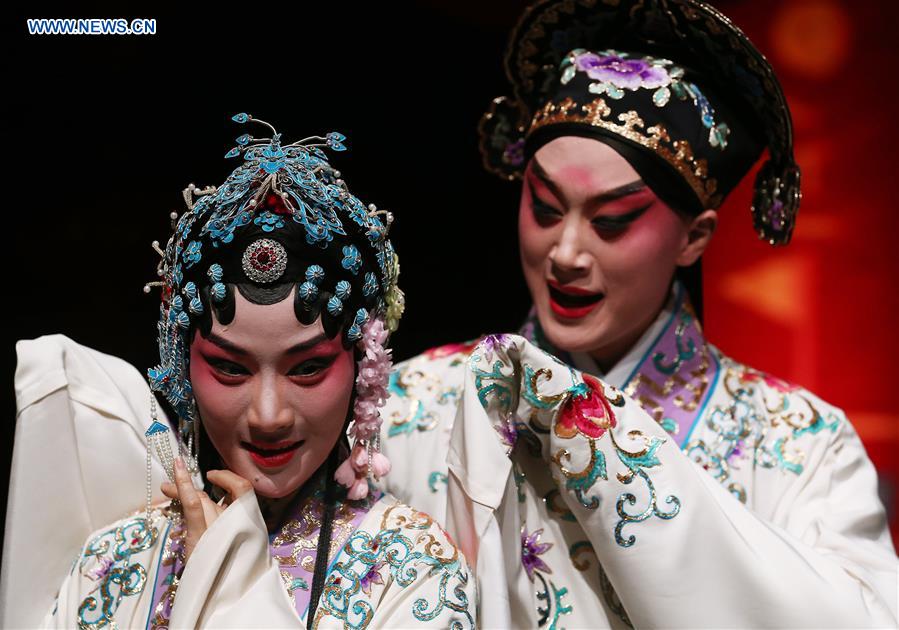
[167,491,300,628]
[3,335,177,630]
[452,334,898,629]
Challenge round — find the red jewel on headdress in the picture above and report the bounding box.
[264,192,292,216]
[242,238,288,283]
[249,243,276,272]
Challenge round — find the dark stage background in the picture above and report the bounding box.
[6,0,898,556]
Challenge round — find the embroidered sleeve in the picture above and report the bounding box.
[468,334,681,547]
[457,334,897,629]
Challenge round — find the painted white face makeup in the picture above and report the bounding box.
[518,136,714,371]
[189,287,355,499]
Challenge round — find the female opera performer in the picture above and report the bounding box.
[3,116,475,629]
[377,1,898,628]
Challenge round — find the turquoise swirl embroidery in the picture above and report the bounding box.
[772,437,804,474]
[791,404,840,438]
[77,517,158,629]
[552,443,607,509]
[535,573,573,629]
[611,431,681,547]
[388,399,438,437]
[651,310,698,375]
[471,356,515,411]
[385,369,444,437]
[523,365,565,410]
[428,471,448,493]
[686,365,843,501]
[317,507,473,629]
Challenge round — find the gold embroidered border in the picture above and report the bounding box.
[529,97,720,208]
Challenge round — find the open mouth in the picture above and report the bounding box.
[547,282,604,319]
[242,440,304,469]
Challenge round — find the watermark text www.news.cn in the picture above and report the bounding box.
[26,18,156,36]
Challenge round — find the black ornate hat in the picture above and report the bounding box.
[479,0,800,246]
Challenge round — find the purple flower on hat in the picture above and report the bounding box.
[575,52,670,90]
[502,139,525,167]
[521,527,553,581]
[767,199,785,231]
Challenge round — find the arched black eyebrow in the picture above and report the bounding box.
[531,157,647,207]
[205,332,330,356]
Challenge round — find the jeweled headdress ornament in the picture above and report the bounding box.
[478,0,800,246]
[144,114,404,498]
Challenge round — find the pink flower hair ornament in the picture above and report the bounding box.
[334,316,393,499]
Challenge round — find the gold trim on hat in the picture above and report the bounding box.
[529,96,721,209]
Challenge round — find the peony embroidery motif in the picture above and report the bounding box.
[560,48,731,150]
[555,374,617,440]
[574,51,670,90]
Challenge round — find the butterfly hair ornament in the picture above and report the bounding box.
[143,113,405,503]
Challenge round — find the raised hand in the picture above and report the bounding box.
[160,457,254,562]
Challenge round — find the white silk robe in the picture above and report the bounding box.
[3,335,476,629]
[378,288,898,628]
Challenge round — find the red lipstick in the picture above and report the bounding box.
[547,280,604,319]
[243,440,303,469]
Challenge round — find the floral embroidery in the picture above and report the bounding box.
[552,438,608,510]
[359,560,386,595]
[571,51,670,91]
[471,337,680,547]
[549,374,681,543]
[555,374,617,440]
[686,362,841,503]
[551,377,619,509]
[494,411,521,453]
[281,570,309,597]
[315,503,473,629]
[478,333,512,362]
[521,526,554,581]
[562,49,731,149]
[77,516,158,630]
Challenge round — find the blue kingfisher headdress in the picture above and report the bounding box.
[479,0,800,246]
[145,114,404,423]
